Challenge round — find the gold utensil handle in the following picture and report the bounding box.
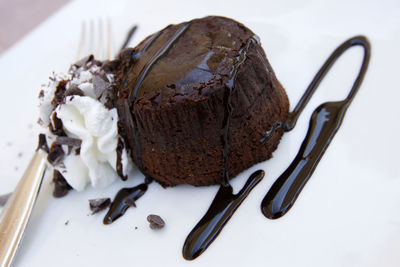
[0,152,47,267]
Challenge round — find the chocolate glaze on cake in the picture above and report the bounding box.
[115,16,289,186]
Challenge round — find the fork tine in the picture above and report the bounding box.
[96,18,103,59]
[89,20,94,57]
[76,21,86,60]
[77,19,113,61]
[106,18,112,60]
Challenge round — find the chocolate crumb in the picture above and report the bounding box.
[55,136,82,147]
[147,214,165,230]
[37,118,44,126]
[65,85,85,97]
[50,113,65,136]
[65,220,69,225]
[53,170,72,198]
[134,226,138,230]
[89,198,111,214]
[38,90,45,98]
[37,134,49,153]
[93,75,110,99]
[120,25,137,51]
[47,143,65,166]
[67,146,73,155]
[116,138,127,180]
[52,80,68,107]
[73,55,94,69]
[124,197,136,208]
[102,59,120,73]
[0,192,12,206]
[119,48,135,63]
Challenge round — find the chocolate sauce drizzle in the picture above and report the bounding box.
[183,170,264,260]
[183,36,262,260]
[221,36,258,185]
[105,23,191,224]
[120,25,138,51]
[103,177,153,224]
[119,31,163,172]
[129,22,190,172]
[261,36,371,219]
[129,22,190,103]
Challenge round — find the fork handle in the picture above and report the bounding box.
[0,152,47,267]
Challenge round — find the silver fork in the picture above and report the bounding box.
[77,18,113,61]
[0,18,112,267]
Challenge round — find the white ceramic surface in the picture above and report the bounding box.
[0,0,399,266]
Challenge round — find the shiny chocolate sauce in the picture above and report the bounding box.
[119,29,164,172]
[183,36,264,260]
[128,22,190,173]
[261,36,371,219]
[183,170,264,260]
[103,177,152,224]
[105,23,191,224]
[221,36,259,185]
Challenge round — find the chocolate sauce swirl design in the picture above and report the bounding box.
[261,36,371,219]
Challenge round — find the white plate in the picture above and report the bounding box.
[1,0,400,266]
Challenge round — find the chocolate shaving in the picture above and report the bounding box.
[120,25,137,50]
[47,143,65,166]
[50,113,65,136]
[53,170,72,198]
[102,59,120,73]
[93,59,103,67]
[65,85,84,96]
[0,192,11,206]
[73,55,94,69]
[51,80,68,107]
[116,99,135,155]
[118,48,135,63]
[99,83,117,109]
[55,136,82,147]
[89,198,111,214]
[147,214,165,230]
[38,90,45,99]
[36,133,49,153]
[93,75,110,99]
[116,138,127,180]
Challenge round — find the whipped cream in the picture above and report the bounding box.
[38,58,133,191]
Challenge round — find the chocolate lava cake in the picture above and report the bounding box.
[114,16,289,186]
